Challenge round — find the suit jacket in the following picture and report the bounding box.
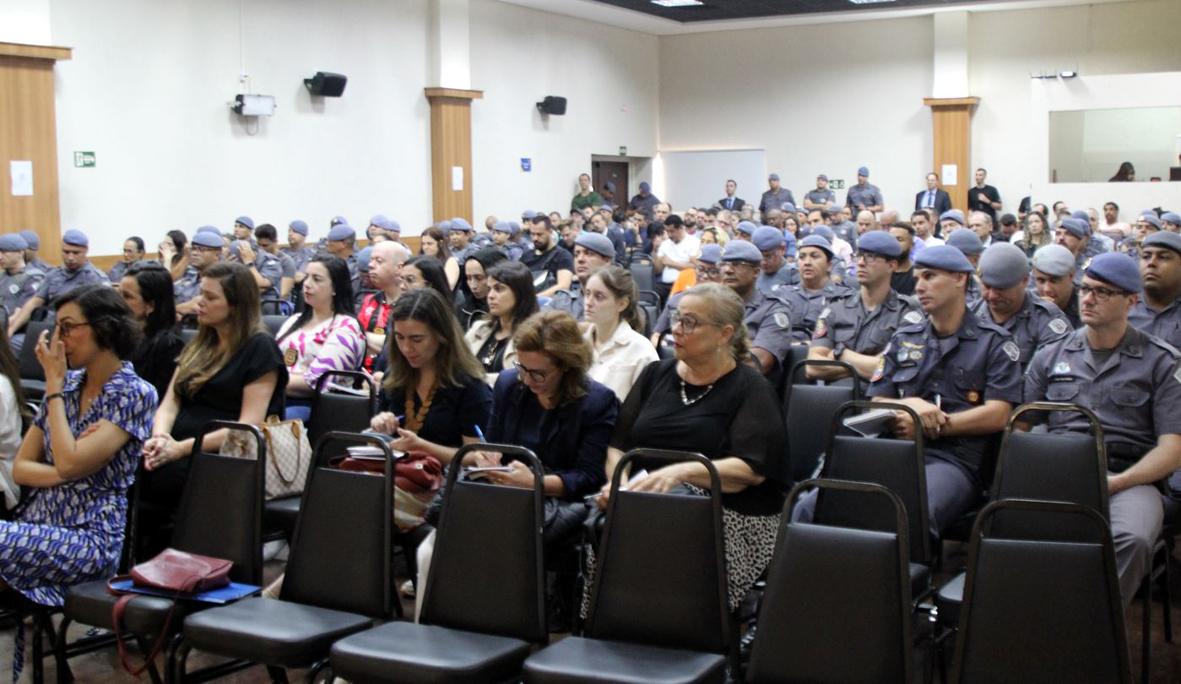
[914,188,952,215]
[718,196,745,211]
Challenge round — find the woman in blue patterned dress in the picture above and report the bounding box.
[0,285,156,607]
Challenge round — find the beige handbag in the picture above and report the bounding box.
[219,415,311,500]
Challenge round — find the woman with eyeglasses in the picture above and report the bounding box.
[117,261,184,398]
[583,266,659,401]
[592,282,785,611]
[0,285,156,612]
[465,260,538,385]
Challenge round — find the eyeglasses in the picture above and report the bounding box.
[1077,284,1126,302]
[670,311,713,334]
[695,265,720,278]
[55,320,91,337]
[514,361,553,383]
[856,252,888,264]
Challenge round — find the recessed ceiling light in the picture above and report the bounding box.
[848,0,897,4]
[651,0,704,7]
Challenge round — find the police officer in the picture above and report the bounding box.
[1031,244,1081,329]
[845,166,883,214]
[19,230,50,279]
[175,228,226,316]
[1128,231,1181,347]
[803,174,836,210]
[870,245,1023,536]
[255,224,295,306]
[780,235,850,344]
[938,209,965,239]
[808,231,923,382]
[758,173,795,215]
[752,225,799,295]
[231,229,283,305]
[947,229,985,308]
[0,233,42,319]
[1022,252,1181,604]
[972,242,1071,369]
[1162,212,1181,234]
[324,223,361,298]
[651,244,723,347]
[283,220,317,285]
[233,215,256,245]
[1055,217,1092,276]
[6,229,109,346]
[734,220,758,242]
[547,232,615,320]
[718,240,793,376]
[449,217,478,264]
[491,221,523,261]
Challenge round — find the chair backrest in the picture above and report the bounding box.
[260,299,284,315]
[586,449,730,654]
[816,400,931,564]
[308,371,377,448]
[178,328,198,344]
[262,315,287,337]
[628,259,654,293]
[421,444,547,643]
[174,422,266,584]
[18,321,53,381]
[281,432,392,618]
[636,290,660,338]
[748,479,912,684]
[951,499,1131,684]
[989,403,1108,541]
[783,360,861,485]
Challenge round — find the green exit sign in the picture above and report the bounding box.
[830,178,845,189]
[74,151,96,168]
[618,146,627,156]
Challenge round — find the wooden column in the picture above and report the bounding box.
[424,87,482,224]
[923,97,979,212]
[1,42,72,264]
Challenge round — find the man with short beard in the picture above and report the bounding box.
[971,243,1071,371]
[1128,232,1181,347]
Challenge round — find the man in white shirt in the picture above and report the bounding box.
[653,214,700,303]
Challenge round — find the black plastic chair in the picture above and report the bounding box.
[949,499,1132,684]
[57,422,267,684]
[18,321,52,402]
[260,299,285,316]
[178,328,197,345]
[522,449,731,684]
[628,256,654,294]
[176,431,395,683]
[262,314,288,337]
[329,443,547,683]
[747,479,912,684]
[782,359,860,485]
[636,290,660,338]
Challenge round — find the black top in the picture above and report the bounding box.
[611,359,785,515]
[891,267,916,296]
[477,333,509,374]
[132,329,186,399]
[967,184,1001,221]
[377,372,492,448]
[171,333,288,443]
[521,245,574,287]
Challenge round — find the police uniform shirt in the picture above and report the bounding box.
[500,243,524,262]
[1025,326,1181,459]
[545,281,585,321]
[965,277,984,310]
[845,183,883,211]
[804,189,836,207]
[35,263,109,304]
[107,260,130,283]
[275,251,296,280]
[452,244,477,266]
[811,289,923,357]
[743,290,794,365]
[759,187,796,214]
[253,251,284,301]
[1128,298,1181,349]
[0,269,41,315]
[781,281,851,344]
[281,245,316,274]
[25,258,50,279]
[970,293,1072,369]
[868,311,1024,477]
[174,265,202,304]
[756,262,800,297]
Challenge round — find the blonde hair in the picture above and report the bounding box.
[679,282,751,363]
[513,310,593,405]
[174,262,265,399]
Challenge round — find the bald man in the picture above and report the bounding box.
[358,241,412,369]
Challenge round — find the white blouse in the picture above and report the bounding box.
[585,320,659,402]
[0,375,23,509]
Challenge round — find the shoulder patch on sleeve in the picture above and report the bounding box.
[1002,340,1021,362]
[1048,318,1069,335]
[903,310,923,325]
[774,312,790,329]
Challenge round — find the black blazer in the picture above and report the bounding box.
[717,196,745,211]
[914,189,952,215]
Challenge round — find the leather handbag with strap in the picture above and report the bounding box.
[330,450,444,531]
[219,415,311,500]
[107,549,233,675]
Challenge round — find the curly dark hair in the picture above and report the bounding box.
[52,284,141,359]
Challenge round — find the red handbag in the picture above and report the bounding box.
[107,549,233,675]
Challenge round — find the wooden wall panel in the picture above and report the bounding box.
[425,88,482,225]
[924,97,979,212]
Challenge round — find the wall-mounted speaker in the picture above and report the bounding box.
[304,72,348,97]
[536,96,567,116]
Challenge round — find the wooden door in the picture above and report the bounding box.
[592,161,629,209]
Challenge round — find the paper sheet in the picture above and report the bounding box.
[10,160,33,196]
[941,163,957,186]
[451,166,464,191]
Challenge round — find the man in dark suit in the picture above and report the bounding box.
[718,179,745,212]
[915,172,953,215]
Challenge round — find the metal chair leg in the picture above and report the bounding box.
[53,616,74,684]
[305,659,330,684]
[171,638,192,684]
[1141,575,1151,684]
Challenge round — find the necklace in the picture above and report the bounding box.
[679,378,715,406]
[404,382,438,433]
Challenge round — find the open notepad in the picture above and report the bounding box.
[842,408,896,438]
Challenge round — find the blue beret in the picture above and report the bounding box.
[1058,217,1089,238]
[698,244,722,265]
[62,229,89,248]
[857,230,902,258]
[327,224,356,241]
[387,219,401,233]
[1161,212,1181,227]
[939,209,965,226]
[768,173,780,181]
[781,202,798,214]
[947,229,985,256]
[234,216,254,230]
[752,226,786,252]
[817,174,828,182]
[1085,252,1141,293]
[369,215,393,231]
[857,166,870,177]
[356,246,373,272]
[19,230,39,250]
[331,215,348,226]
[436,220,452,234]
[195,225,221,236]
[509,221,522,235]
[1031,245,1076,277]
[191,231,224,249]
[978,243,1030,288]
[574,231,615,259]
[493,221,514,234]
[0,234,27,251]
[1143,231,1181,255]
[288,220,309,236]
[639,181,651,192]
[1070,209,1090,223]
[812,226,836,243]
[736,220,758,236]
[915,244,975,273]
[721,240,763,264]
[799,234,834,258]
[450,218,473,233]
[1139,214,1162,231]
[521,210,537,221]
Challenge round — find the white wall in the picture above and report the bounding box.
[0,0,51,44]
[658,16,934,212]
[468,0,658,222]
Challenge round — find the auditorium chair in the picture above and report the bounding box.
[949,499,1131,684]
[176,432,396,683]
[17,321,52,402]
[522,449,732,684]
[781,359,860,486]
[262,314,287,337]
[328,444,548,683]
[627,254,654,294]
[636,289,660,338]
[747,479,913,684]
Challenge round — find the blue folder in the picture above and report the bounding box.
[108,579,261,604]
